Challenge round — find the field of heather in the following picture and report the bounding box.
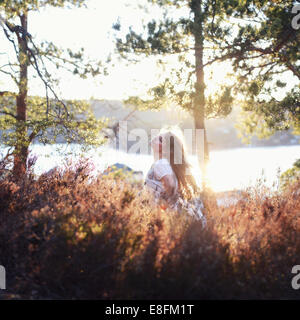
[0,158,299,300]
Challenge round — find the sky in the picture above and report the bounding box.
[0,0,164,100]
[0,0,244,102]
[0,0,298,102]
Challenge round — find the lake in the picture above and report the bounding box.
[7,144,297,193]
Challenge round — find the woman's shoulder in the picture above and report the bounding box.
[153,158,173,180]
[154,158,170,166]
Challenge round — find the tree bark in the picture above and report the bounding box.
[192,0,209,188]
[13,12,29,178]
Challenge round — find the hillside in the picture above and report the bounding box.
[91,100,299,151]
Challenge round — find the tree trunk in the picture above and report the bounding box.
[193,0,209,188]
[13,12,29,178]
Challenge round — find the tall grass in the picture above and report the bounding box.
[0,157,299,299]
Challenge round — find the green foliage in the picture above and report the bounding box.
[220,0,300,140]
[116,0,300,140]
[0,0,108,168]
[0,94,108,148]
[280,159,300,190]
[0,0,86,18]
[113,0,235,119]
[237,85,300,142]
[205,86,234,118]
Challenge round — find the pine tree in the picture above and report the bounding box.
[208,0,300,141]
[113,0,236,186]
[0,0,107,178]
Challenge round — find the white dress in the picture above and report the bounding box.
[145,158,178,208]
[145,158,206,227]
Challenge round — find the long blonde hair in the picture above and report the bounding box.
[159,131,198,200]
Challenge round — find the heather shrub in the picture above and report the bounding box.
[0,158,299,299]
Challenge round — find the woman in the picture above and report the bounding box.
[145,130,206,224]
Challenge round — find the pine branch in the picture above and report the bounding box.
[0,13,69,119]
[0,110,17,119]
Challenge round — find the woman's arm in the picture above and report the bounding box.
[160,174,176,197]
[153,159,176,207]
[158,174,176,210]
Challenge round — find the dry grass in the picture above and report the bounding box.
[0,157,299,299]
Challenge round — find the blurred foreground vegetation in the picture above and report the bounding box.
[0,157,299,299]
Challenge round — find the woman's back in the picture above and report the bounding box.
[145,158,178,207]
[145,131,206,226]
